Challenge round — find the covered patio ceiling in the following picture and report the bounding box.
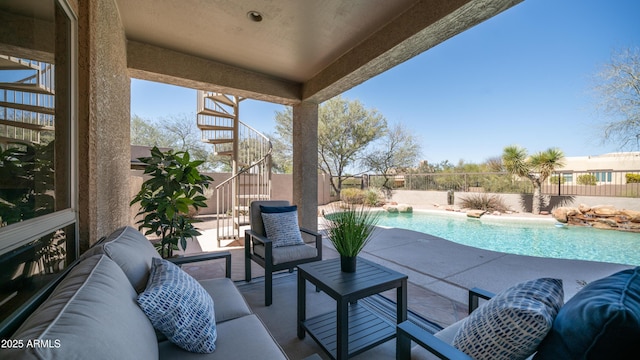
[116,0,523,105]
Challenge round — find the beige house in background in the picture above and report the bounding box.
[556,152,640,185]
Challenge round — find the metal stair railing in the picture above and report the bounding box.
[196,90,272,246]
[215,120,272,246]
[0,57,55,145]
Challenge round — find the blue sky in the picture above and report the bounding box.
[131,0,640,165]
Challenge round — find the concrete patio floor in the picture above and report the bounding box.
[181,210,634,329]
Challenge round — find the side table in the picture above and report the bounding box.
[297,257,408,360]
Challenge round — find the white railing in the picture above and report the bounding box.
[214,121,272,246]
[196,90,272,245]
[0,57,55,145]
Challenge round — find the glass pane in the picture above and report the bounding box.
[0,224,74,323]
[0,1,63,227]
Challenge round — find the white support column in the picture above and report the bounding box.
[292,101,318,231]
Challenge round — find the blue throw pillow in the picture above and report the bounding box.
[260,205,298,214]
[137,258,217,353]
[453,278,564,360]
[534,267,640,359]
[260,205,305,247]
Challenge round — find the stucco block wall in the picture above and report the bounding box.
[78,0,131,250]
[391,190,640,213]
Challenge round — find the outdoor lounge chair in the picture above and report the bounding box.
[245,200,322,306]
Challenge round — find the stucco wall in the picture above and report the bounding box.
[390,190,640,213]
[78,0,130,250]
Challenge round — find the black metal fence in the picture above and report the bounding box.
[334,170,640,198]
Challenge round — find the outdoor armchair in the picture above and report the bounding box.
[397,268,640,360]
[245,200,322,306]
[396,288,493,360]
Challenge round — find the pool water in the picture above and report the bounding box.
[376,211,640,266]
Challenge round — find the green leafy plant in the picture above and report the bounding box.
[130,146,213,258]
[626,173,640,183]
[577,174,597,185]
[325,205,381,257]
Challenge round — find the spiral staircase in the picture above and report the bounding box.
[197,91,272,246]
[0,55,55,148]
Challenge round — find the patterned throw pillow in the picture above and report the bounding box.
[452,278,564,360]
[137,258,217,353]
[260,205,305,248]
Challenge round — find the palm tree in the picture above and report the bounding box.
[502,145,565,214]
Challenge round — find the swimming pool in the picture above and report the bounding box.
[375,211,640,266]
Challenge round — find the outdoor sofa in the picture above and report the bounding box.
[4,226,290,359]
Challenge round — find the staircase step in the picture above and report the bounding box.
[203,93,236,107]
[197,124,234,131]
[198,108,234,119]
[0,119,54,131]
[0,101,55,115]
[0,83,54,95]
[214,150,233,156]
[206,139,234,145]
[0,57,40,71]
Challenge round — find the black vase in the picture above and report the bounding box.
[340,255,357,272]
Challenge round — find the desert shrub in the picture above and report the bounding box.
[626,173,640,183]
[363,188,383,207]
[577,174,597,185]
[459,193,508,212]
[549,175,566,184]
[340,188,365,204]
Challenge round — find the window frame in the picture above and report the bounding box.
[0,0,78,259]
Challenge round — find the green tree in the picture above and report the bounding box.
[362,123,421,197]
[592,47,640,151]
[502,145,565,214]
[273,96,387,195]
[130,113,224,172]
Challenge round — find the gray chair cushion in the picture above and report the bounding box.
[198,278,253,323]
[158,314,288,360]
[7,255,158,360]
[82,226,160,292]
[249,200,290,237]
[411,319,465,360]
[254,243,318,265]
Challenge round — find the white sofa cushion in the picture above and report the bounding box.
[82,226,160,292]
[6,255,158,359]
[158,314,287,360]
[198,278,253,323]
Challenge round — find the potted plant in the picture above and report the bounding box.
[325,204,381,272]
[131,146,213,258]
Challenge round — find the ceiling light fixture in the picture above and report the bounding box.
[247,11,263,22]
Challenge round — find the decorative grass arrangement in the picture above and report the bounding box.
[325,205,381,257]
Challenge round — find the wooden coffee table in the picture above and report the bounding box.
[297,257,408,360]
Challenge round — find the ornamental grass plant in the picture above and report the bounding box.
[325,204,381,257]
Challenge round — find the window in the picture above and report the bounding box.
[0,0,77,325]
[591,171,612,183]
[562,173,573,183]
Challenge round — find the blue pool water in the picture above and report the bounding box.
[376,211,640,266]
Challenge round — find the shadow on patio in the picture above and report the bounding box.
[180,219,632,359]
